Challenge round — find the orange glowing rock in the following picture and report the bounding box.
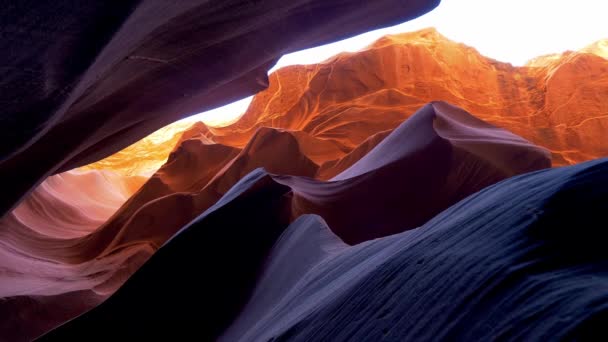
[2,28,607,339]
[80,121,198,177]
[211,28,606,167]
[84,28,606,175]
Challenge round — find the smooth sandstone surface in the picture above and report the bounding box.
[0,0,440,215]
[43,158,608,341]
[84,29,607,179]
[206,29,607,167]
[1,19,607,341]
[274,102,551,244]
[0,102,551,340]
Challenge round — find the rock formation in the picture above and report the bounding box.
[1,22,607,341]
[84,29,608,178]
[43,158,608,341]
[1,102,551,339]
[0,0,440,216]
[205,28,608,167]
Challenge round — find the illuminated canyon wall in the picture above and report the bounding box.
[84,28,607,177]
[2,28,607,340]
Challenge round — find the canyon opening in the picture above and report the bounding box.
[1,0,607,340]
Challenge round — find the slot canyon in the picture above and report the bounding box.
[1,1,607,340]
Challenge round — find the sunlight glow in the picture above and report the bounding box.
[184,0,608,127]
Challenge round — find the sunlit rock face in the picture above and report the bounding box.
[8,170,145,239]
[202,28,607,166]
[0,0,440,216]
[80,121,196,177]
[1,100,553,339]
[2,27,607,340]
[87,28,607,176]
[0,170,147,338]
[13,102,552,340]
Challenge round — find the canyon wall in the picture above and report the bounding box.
[86,28,608,177]
[2,28,607,340]
[0,0,440,215]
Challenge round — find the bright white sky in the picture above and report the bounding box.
[185,0,608,126]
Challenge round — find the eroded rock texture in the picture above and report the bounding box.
[1,102,551,340]
[205,29,608,167]
[43,157,608,341]
[0,0,440,215]
[85,29,608,178]
[2,21,607,341]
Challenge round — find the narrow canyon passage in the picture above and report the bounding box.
[1,1,607,341]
